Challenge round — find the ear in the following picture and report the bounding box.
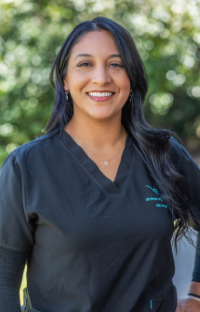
[63,76,69,91]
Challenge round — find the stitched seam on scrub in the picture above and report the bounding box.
[178,144,184,168]
[109,151,135,198]
[56,138,135,198]
[56,138,110,196]
[0,242,30,253]
[13,152,33,232]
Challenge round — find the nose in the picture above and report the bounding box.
[91,65,112,86]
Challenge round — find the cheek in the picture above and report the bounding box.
[116,73,131,93]
[70,72,88,92]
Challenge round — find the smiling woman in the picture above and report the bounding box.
[62,30,131,126]
[61,29,132,181]
[0,16,200,312]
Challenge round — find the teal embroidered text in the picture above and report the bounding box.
[145,185,168,209]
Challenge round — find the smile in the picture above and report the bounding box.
[88,92,114,97]
[86,92,115,102]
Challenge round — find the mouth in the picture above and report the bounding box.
[86,91,115,102]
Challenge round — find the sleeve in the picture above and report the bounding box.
[169,137,200,230]
[0,151,34,252]
[0,246,28,312]
[191,232,200,282]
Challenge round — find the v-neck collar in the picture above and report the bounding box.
[56,128,135,196]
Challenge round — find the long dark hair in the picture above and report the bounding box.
[41,16,199,252]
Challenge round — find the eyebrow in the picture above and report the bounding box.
[74,53,121,61]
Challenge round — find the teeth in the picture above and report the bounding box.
[88,92,113,97]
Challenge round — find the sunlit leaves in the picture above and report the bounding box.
[0,0,200,164]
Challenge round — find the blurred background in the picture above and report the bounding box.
[0,0,200,305]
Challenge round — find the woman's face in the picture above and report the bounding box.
[63,30,131,121]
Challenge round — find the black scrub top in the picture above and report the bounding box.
[0,128,200,312]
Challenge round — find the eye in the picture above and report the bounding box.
[77,62,91,67]
[110,63,124,68]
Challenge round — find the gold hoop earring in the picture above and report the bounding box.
[65,90,69,101]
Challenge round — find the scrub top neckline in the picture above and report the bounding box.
[57,128,135,196]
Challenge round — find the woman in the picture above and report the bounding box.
[0,16,200,312]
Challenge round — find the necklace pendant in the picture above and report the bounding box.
[104,161,109,166]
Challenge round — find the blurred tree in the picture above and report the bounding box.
[0,0,200,165]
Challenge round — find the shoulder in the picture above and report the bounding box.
[168,135,200,172]
[168,135,184,166]
[2,131,59,172]
[14,131,59,157]
[168,135,183,151]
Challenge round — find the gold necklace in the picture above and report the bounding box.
[67,126,126,166]
[86,140,126,166]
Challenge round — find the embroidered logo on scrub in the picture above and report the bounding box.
[145,185,168,209]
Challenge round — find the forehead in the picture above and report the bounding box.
[70,30,120,58]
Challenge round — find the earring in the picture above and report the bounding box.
[130,92,132,102]
[65,90,69,101]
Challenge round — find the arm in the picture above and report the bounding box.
[176,232,200,312]
[189,231,200,296]
[188,232,200,299]
[169,139,200,311]
[0,152,34,311]
[0,247,28,312]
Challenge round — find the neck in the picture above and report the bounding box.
[63,114,127,151]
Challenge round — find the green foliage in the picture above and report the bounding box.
[0,0,200,165]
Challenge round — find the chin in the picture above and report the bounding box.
[90,115,116,122]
